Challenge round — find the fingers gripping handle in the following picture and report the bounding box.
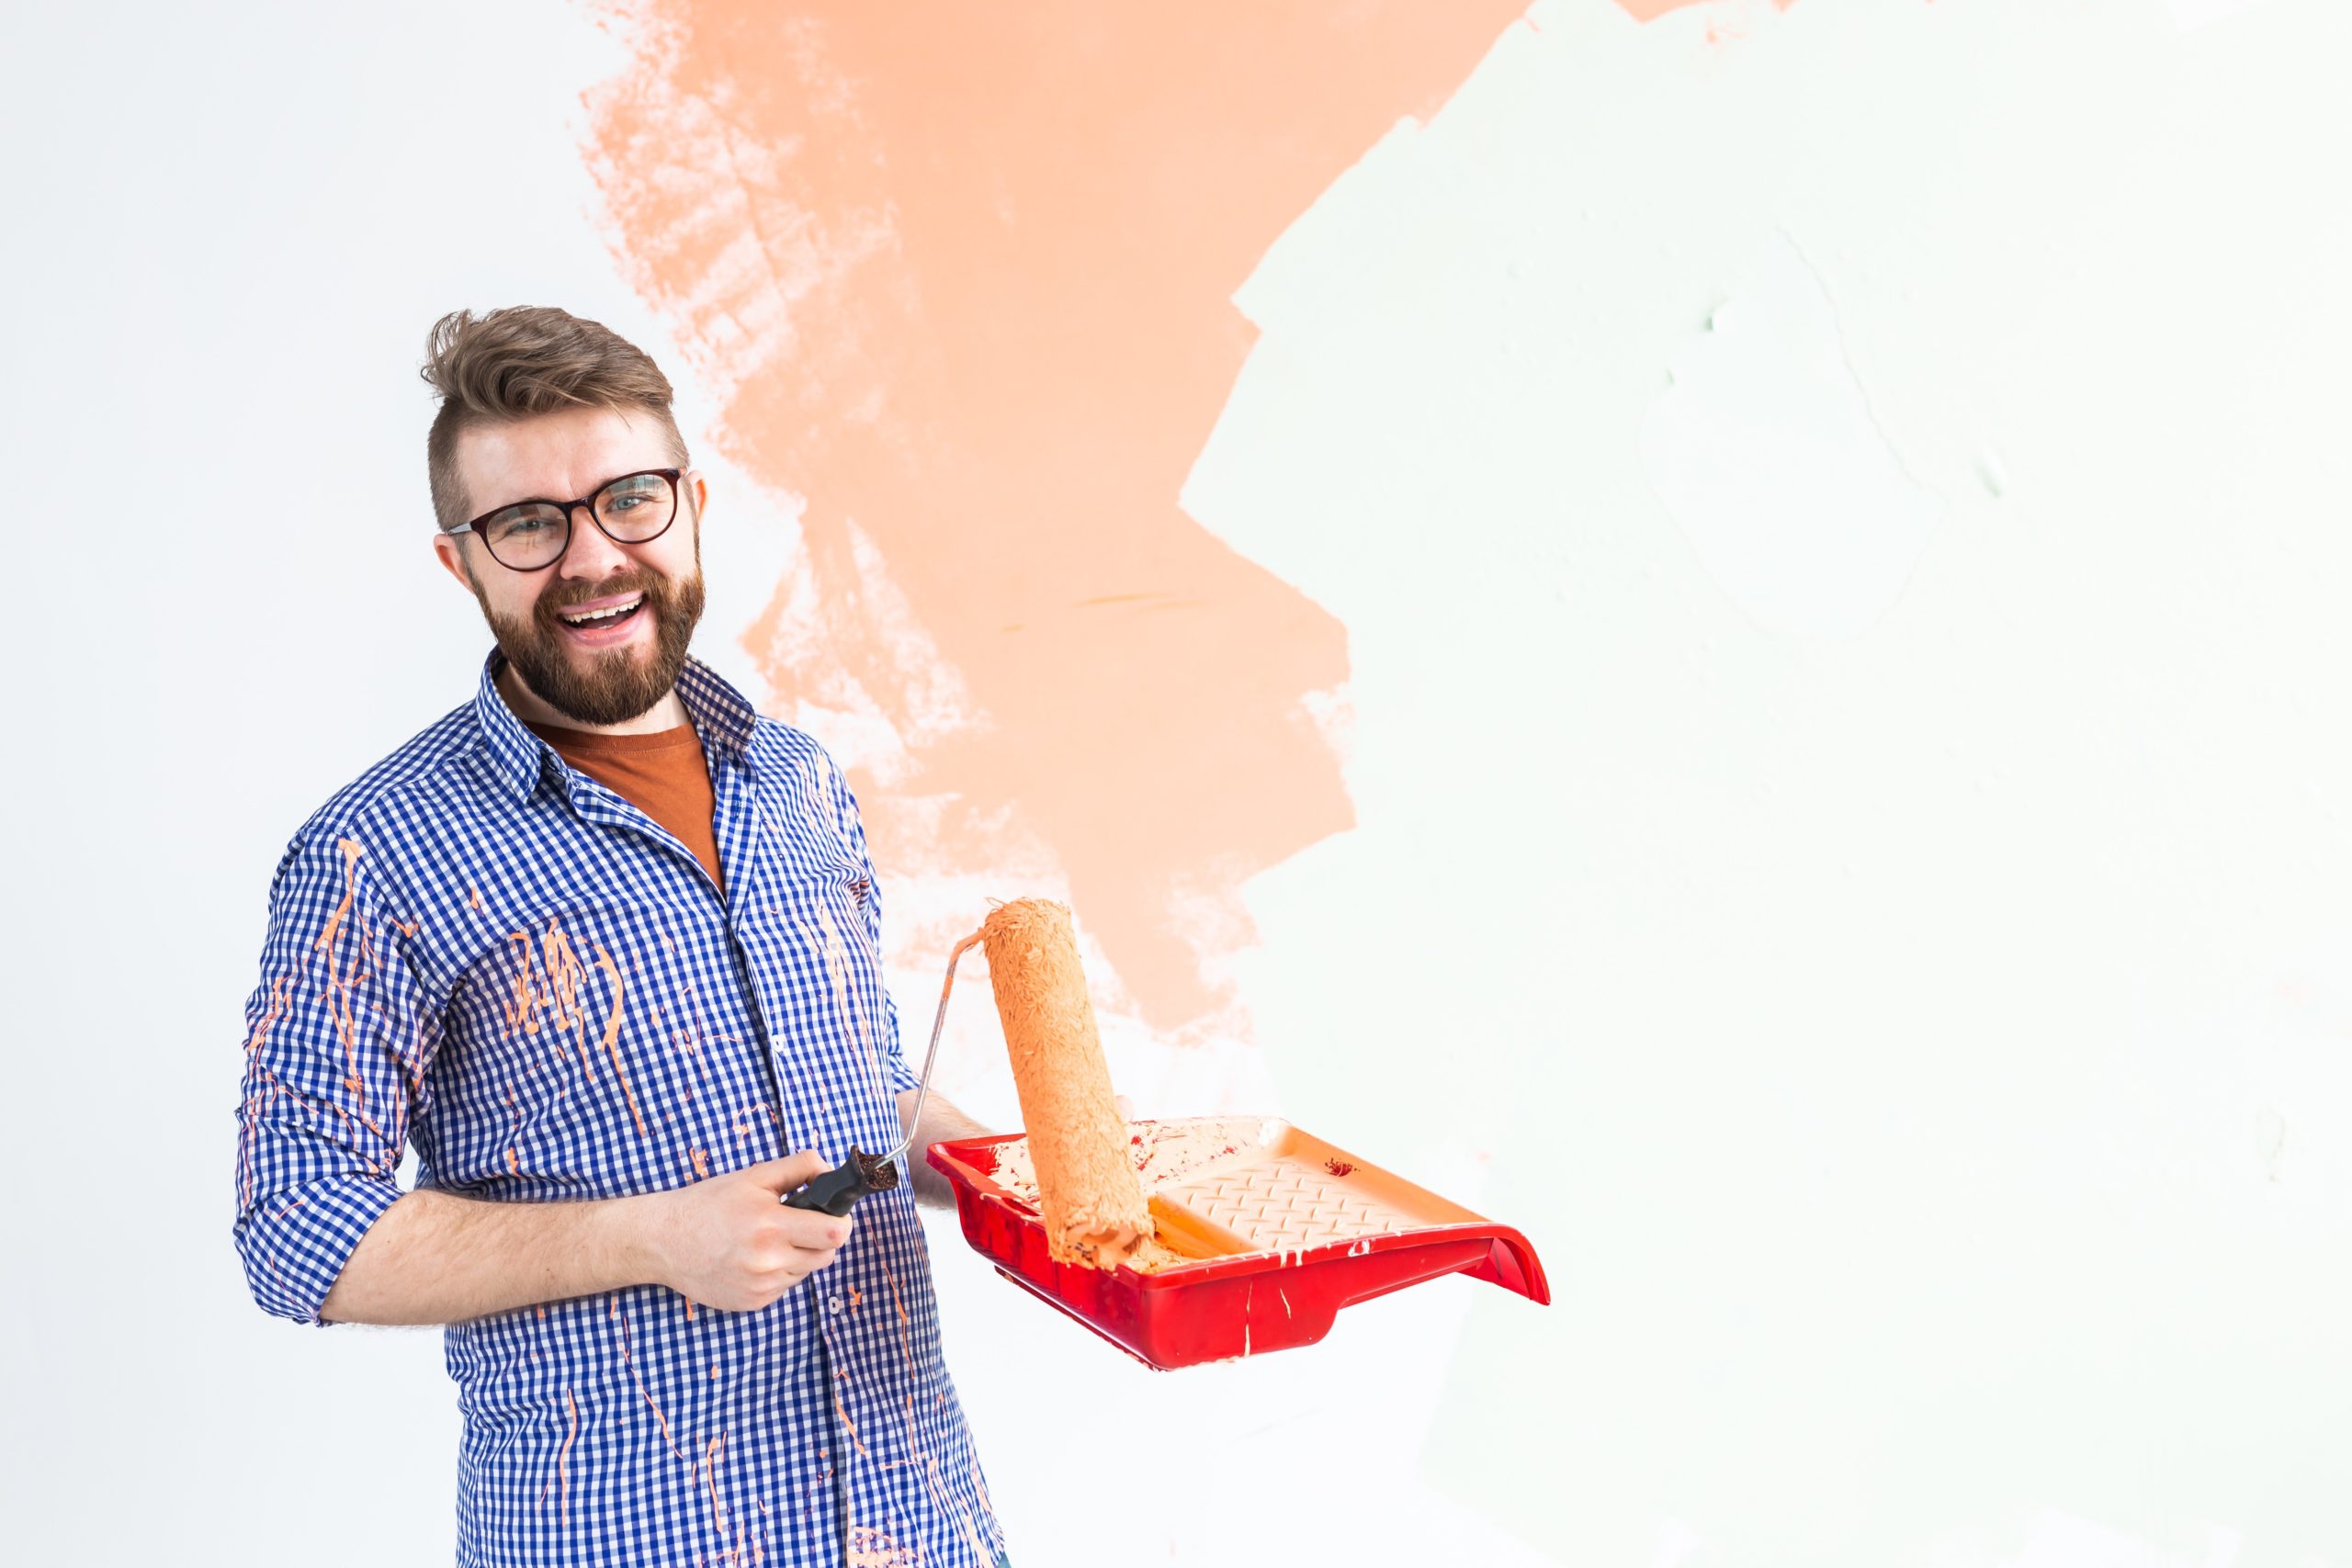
[783,1149,899,1215]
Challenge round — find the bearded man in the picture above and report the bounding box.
[232,306,1011,1567]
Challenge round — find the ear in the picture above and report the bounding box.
[432,531,474,591]
[684,468,710,524]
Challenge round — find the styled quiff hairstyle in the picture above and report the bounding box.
[421,306,689,533]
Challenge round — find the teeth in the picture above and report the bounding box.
[560,596,643,626]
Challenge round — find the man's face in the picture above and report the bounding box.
[433,405,708,728]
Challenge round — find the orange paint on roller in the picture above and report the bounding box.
[979,899,1149,1269]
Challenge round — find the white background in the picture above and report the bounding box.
[6,1,2350,1564]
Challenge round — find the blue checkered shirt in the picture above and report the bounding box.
[233,649,1007,1567]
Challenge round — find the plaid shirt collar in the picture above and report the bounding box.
[471,646,763,805]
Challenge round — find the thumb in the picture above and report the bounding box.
[747,1150,830,1193]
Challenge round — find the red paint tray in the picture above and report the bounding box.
[927,1116,1549,1370]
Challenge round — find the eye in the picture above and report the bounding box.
[487,507,562,539]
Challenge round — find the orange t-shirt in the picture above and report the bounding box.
[524,720,726,894]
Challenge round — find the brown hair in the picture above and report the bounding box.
[420,307,689,532]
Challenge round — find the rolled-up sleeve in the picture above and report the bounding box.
[232,830,440,1325]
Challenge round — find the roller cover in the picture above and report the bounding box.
[980,898,1151,1269]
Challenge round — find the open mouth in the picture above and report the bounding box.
[555,592,648,637]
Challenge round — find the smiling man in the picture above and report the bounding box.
[232,307,1010,1568]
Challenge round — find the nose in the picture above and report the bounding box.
[553,502,635,581]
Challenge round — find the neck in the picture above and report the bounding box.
[496,660,691,736]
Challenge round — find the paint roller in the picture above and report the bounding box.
[979,898,1152,1269]
[784,900,1151,1274]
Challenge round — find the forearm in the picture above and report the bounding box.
[320,1187,655,1325]
[896,1089,1000,1208]
[319,1092,978,1320]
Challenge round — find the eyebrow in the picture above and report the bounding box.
[481,468,668,513]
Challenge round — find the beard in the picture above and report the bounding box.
[473,557,707,728]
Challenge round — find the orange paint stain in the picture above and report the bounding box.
[864,1264,994,1547]
[825,1266,987,1550]
[791,897,889,1108]
[701,1431,731,1535]
[1612,0,1800,17]
[690,1147,710,1179]
[847,1525,917,1568]
[613,1303,692,1467]
[540,919,594,1069]
[670,977,716,1085]
[834,1383,869,1457]
[591,940,649,1135]
[559,1389,578,1520]
[243,975,291,1057]
[237,977,304,1210]
[394,1016,434,1098]
[538,1387,580,1525]
[580,2,1530,1031]
[311,839,375,1113]
[503,932,553,1046]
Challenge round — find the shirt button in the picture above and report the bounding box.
[828,1295,843,1314]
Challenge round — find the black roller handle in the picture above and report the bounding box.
[783,1148,902,1216]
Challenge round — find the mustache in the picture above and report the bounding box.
[535,574,668,619]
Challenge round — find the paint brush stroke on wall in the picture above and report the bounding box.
[576,2,1526,1032]
[1611,0,1799,20]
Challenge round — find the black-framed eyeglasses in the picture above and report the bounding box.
[446,468,684,571]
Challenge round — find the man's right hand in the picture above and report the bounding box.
[638,1151,854,1313]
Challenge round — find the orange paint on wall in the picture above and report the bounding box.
[1611,0,1799,18]
[578,2,1524,1031]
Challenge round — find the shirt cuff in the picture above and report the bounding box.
[888,1051,922,1096]
[233,1173,403,1327]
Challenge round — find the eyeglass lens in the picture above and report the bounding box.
[481,472,676,570]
